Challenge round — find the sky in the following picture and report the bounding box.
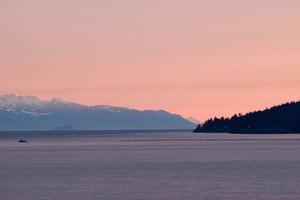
[0,0,299,121]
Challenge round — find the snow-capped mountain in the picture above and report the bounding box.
[0,94,195,131]
[0,94,44,109]
[0,94,84,117]
[0,94,83,109]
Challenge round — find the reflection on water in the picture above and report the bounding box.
[1,131,300,200]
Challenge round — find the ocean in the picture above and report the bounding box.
[1,130,300,200]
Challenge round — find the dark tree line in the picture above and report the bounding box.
[194,101,300,134]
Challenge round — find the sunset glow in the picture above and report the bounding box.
[1,0,299,120]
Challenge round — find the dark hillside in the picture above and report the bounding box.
[194,101,300,133]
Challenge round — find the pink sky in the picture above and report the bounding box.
[0,0,299,121]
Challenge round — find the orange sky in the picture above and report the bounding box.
[0,0,299,121]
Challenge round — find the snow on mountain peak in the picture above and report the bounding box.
[0,94,44,108]
[0,94,89,112]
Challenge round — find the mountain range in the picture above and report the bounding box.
[194,101,300,133]
[0,94,195,131]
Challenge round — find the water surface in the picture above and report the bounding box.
[1,131,300,200]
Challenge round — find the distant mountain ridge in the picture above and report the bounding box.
[0,94,195,131]
[194,101,300,134]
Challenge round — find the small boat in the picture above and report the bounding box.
[18,139,28,143]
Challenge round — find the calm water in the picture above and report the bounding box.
[1,131,300,200]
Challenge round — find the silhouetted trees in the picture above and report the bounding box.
[194,101,300,134]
